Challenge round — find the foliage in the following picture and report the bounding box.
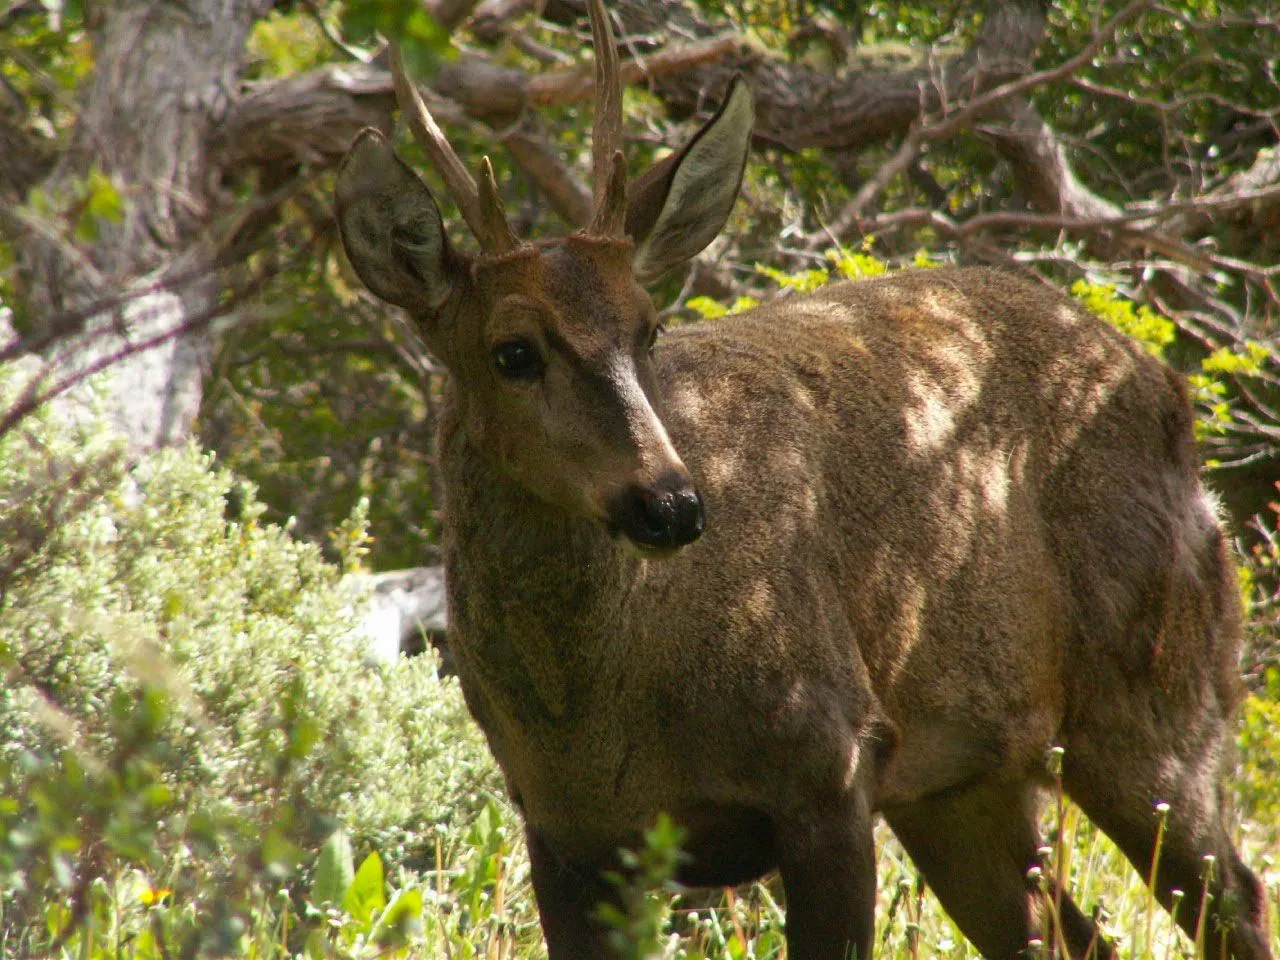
[596,815,689,960]
[1238,671,1280,830]
[247,12,328,78]
[1070,281,1176,358]
[1035,1,1280,212]
[1241,493,1280,683]
[0,377,501,956]
[200,252,442,571]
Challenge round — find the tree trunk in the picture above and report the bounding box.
[15,0,269,450]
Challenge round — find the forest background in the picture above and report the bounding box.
[1,0,1278,956]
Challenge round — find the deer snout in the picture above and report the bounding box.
[607,472,705,553]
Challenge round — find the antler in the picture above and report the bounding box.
[389,42,520,255]
[586,0,628,238]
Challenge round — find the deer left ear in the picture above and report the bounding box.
[626,77,755,283]
[336,129,459,313]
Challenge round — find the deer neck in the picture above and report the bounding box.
[438,399,636,728]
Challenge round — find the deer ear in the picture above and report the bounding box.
[626,77,754,284]
[336,129,458,311]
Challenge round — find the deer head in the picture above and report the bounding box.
[335,0,753,555]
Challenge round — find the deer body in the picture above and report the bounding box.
[445,268,1087,846]
[334,6,1271,956]
[438,267,1263,958]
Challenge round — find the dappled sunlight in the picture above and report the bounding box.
[744,577,775,623]
[701,448,744,488]
[857,559,927,692]
[903,369,958,452]
[667,382,708,422]
[899,295,986,457]
[1041,321,1137,459]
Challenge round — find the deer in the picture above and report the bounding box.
[333,2,1274,957]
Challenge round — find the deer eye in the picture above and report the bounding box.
[492,339,544,380]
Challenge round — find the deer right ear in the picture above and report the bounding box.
[625,77,754,283]
[336,129,458,311]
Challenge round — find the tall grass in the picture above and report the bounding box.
[13,761,1275,959]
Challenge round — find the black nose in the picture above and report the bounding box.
[608,475,705,550]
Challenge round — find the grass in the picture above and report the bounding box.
[18,746,1275,960]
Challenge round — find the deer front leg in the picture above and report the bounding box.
[776,786,878,960]
[526,828,617,960]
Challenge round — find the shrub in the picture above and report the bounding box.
[0,379,500,955]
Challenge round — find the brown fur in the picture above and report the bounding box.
[334,80,1271,960]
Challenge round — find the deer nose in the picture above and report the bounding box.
[609,474,705,551]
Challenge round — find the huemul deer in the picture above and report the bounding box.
[334,4,1273,957]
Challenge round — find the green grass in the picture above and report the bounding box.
[15,774,1275,959]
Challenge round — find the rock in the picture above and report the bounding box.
[348,566,450,667]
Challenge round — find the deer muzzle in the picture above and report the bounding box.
[607,471,705,553]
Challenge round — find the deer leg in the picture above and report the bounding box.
[775,785,877,960]
[1064,735,1273,960]
[884,777,1113,960]
[525,828,616,960]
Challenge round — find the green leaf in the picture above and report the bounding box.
[343,850,385,928]
[340,0,451,75]
[370,887,424,946]
[755,262,830,292]
[74,166,126,242]
[312,828,355,909]
[828,247,887,280]
[1070,280,1174,358]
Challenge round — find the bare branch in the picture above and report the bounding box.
[811,1,1152,244]
[427,0,485,33]
[1,242,306,443]
[924,0,1153,144]
[524,34,740,109]
[500,125,592,226]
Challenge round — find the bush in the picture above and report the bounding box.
[0,381,500,955]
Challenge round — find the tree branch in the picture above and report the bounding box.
[810,1,1148,244]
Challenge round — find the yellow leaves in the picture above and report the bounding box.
[1070,280,1175,357]
[1190,341,1272,439]
[686,296,728,320]
[827,241,890,280]
[1200,340,1270,376]
[755,262,831,291]
[688,242,901,319]
[686,295,759,320]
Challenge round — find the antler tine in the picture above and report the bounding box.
[586,0,628,237]
[389,42,518,254]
